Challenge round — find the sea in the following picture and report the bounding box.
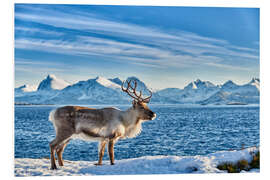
[14,104,259,162]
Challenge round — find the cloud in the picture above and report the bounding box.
[15,58,61,66]
[204,62,252,71]
[14,5,259,71]
[15,66,67,73]
[15,26,64,36]
[15,58,75,75]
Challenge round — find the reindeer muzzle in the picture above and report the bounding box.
[150,112,156,120]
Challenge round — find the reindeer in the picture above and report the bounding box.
[48,80,156,170]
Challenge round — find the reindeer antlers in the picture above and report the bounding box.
[121,80,152,103]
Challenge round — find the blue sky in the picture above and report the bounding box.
[14,4,259,89]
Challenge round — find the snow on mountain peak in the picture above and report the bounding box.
[15,75,260,105]
[225,80,234,84]
[248,78,260,90]
[191,82,198,89]
[47,74,57,79]
[126,76,149,90]
[126,76,141,82]
[123,76,152,97]
[95,76,120,89]
[222,80,238,89]
[95,76,106,82]
[249,78,260,85]
[37,74,70,91]
[109,77,122,86]
[184,79,217,91]
[16,84,37,92]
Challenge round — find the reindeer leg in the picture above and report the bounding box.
[108,132,121,165]
[49,131,73,170]
[49,140,57,170]
[56,139,70,166]
[108,139,115,165]
[95,140,107,166]
[50,138,60,170]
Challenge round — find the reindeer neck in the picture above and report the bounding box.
[120,107,143,138]
[121,107,140,127]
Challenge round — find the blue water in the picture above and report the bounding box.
[15,104,259,162]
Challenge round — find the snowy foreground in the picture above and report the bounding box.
[14,147,259,176]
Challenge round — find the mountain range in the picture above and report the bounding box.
[15,75,260,105]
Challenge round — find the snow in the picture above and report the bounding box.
[37,74,70,91]
[14,147,259,176]
[221,80,239,90]
[109,77,123,86]
[249,78,260,90]
[77,93,91,100]
[16,84,37,92]
[192,82,198,89]
[14,77,260,105]
[95,76,121,90]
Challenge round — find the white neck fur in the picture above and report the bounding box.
[121,108,143,138]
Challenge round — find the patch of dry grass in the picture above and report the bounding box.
[217,150,260,173]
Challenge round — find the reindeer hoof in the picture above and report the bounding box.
[58,162,64,166]
[50,165,58,170]
[111,163,115,165]
[94,163,102,166]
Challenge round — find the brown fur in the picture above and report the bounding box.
[95,140,106,166]
[49,103,156,170]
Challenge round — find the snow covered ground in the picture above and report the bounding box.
[14,147,259,176]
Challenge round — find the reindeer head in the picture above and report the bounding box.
[122,80,156,120]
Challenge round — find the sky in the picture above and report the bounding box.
[14,4,259,89]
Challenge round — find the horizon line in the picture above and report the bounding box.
[15,73,260,90]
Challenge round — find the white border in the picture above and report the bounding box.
[3,0,270,180]
[13,0,261,7]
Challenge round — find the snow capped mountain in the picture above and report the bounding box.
[15,84,37,98]
[15,74,69,104]
[221,80,239,91]
[45,76,153,105]
[15,84,37,93]
[184,79,216,91]
[126,77,149,91]
[199,90,231,105]
[153,88,183,103]
[15,76,142,105]
[152,79,219,104]
[153,78,259,105]
[44,76,126,104]
[156,88,183,97]
[221,79,259,94]
[14,76,260,105]
[184,81,198,90]
[37,74,70,91]
[179,79,220,103]
[200,78,260,105]
[95,76,121,90]
[123,76,153,99]
[109,78,123,86]
[248,78,260,90]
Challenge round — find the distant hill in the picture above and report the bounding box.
[15,75,260,105]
